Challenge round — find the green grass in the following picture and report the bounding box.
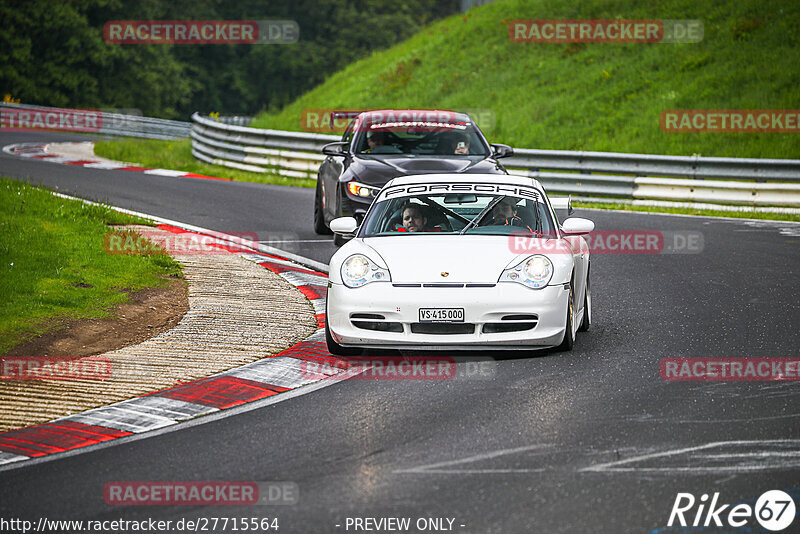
[574,201,800,221]
[94,138,315,188]
[0,178,184,354]
[250,0,799,159]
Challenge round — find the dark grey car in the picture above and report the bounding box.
[313,109,513,243]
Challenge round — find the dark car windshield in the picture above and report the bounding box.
[354,120,489,157]
[361,187,555,237]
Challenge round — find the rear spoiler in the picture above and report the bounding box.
[549,195,573,215]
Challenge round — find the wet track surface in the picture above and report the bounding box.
[1,132,799,533]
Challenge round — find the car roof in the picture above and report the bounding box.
[385,173,545,191]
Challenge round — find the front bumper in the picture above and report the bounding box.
[340,186,373,219]
[327,282,569,350]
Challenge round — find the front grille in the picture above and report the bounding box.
[351,313,385,320]
[353,321,403,333]
[411,323,475,335]
[391,283,496,288]
[392,283,495,288]
[482,323,537,333]
[501,314,537,321]
[482,314,538,334]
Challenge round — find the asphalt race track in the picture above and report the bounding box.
[1,131,799,533]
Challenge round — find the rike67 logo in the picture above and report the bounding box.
[668,490,796,531]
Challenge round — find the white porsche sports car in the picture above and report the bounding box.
[325,173,594,355]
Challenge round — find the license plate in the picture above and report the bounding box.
[419,308,464,322]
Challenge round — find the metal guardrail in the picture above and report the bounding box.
[190,112,800,207]
[214,116,252,126]
[505,149,800,182]
[191,113,334,178]
[0,102,190,139]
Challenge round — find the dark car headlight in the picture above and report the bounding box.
[347,181,380,199]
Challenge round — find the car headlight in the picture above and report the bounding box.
[341,254,391,288]
[499,255,553,289]
[347,181,380,199]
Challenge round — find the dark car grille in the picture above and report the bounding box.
[350,313,403,333]
[482,314,538,334]
[350,313,537,336]
[392,283,496,288]
[353,321,403,333]
[410,323,475,335]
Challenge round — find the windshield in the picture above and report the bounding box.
[361,184,555,237]
[354,120,489,156]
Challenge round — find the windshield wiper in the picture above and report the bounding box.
[460,196,504,235]
[535,200,543,236]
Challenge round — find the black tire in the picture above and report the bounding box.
[313,178,332,235]
[325,319,361,356]
[556,281,575,352]
[578,269,591,332]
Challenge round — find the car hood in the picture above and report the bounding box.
[350,156,504,186]
[363,235,521,284]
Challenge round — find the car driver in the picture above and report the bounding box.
[490,197,534,231]
[365,131,386,153]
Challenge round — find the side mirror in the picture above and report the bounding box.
[322,141,349,157]
[491,143,513,159]
[330,217,358,235]
[561,217,594,236]
[549,195,574,216]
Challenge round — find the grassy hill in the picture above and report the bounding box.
[251,0,799,158]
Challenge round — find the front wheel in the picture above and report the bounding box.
[556,282,575,352]
[313,178,332,235]
[578,271,591,332]
[325,320,361,356]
